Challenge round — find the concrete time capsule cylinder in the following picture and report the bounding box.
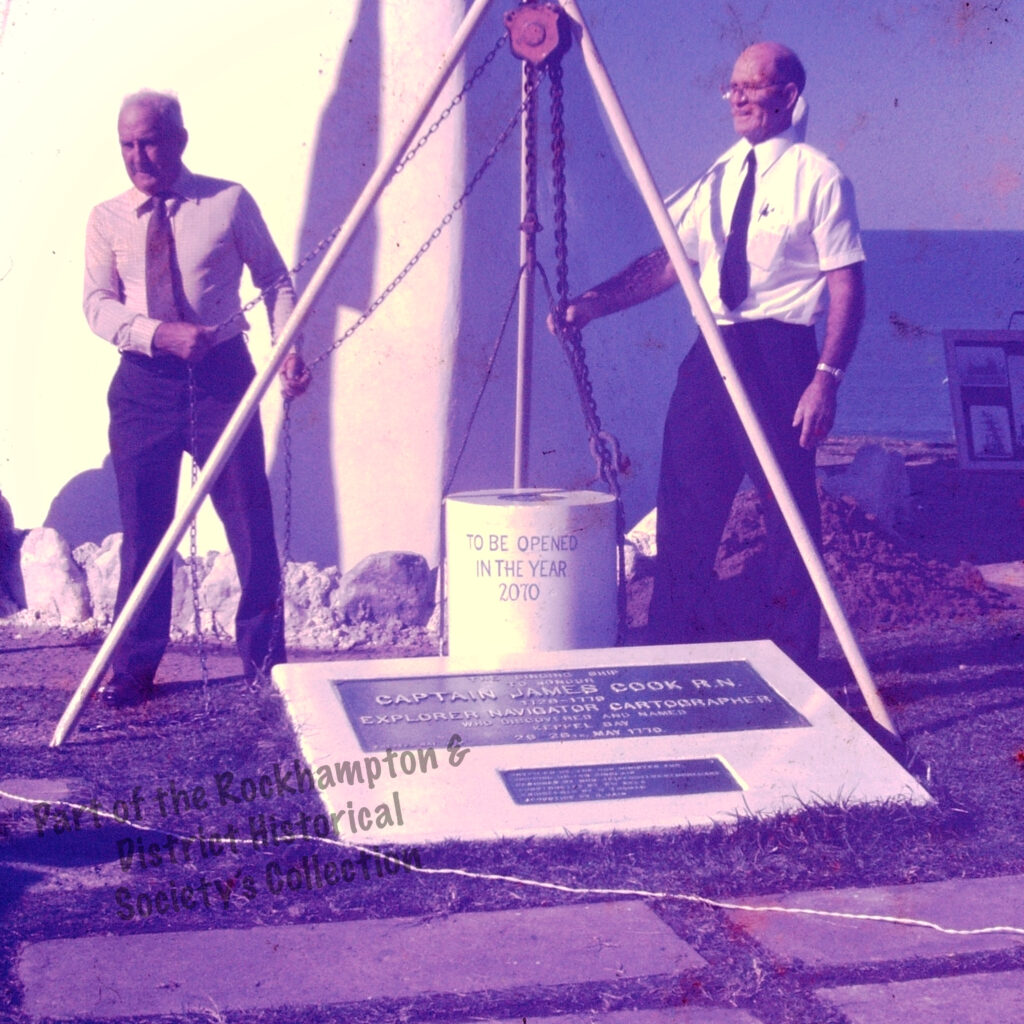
[444,488,618,656]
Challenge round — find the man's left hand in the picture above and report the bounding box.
[280,351,312,399]
[792,374,838,449]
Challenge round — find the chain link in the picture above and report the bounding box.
[522,62,542,247]
[546,60,624,500]
[544,54,629,639]
[218,34,509,339]
[216,29,629,646]
[306,88,532,374]
[394,33,508,177]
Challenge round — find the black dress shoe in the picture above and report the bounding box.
[101,672,155,708]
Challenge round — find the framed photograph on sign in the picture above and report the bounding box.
[943,330,1024,470]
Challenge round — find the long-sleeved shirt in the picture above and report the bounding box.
[84,166,296,357]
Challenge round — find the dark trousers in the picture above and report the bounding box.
[108,337,285,682]
[648,320,822,666]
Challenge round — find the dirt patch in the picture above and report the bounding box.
[632,437,1018,638]
[713,486,1009,634]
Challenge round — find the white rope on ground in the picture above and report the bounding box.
[3,788,1023,941]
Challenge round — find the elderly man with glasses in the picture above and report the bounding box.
[553,42,865,670]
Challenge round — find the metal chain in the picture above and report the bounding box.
[522,62,542,256]
[223,33,510,337]
[306,88,533,374]
[393,33,509,177]
[544,56,629,639]
[442,63,546,489]
[547,60,624,499]
[186,370,211,708]
[443,265,529,495]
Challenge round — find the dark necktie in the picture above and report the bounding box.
[719,149,757,311]
[145,195,183,321]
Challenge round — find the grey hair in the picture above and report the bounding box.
[120,90,186,137]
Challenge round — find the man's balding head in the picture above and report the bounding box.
[727,42,805,144]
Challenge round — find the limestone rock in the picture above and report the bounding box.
[283,561,342,646]
[3,524,440,650]
[19,527,91,626]
[0,491,14,540]
[197,550,240,640]
[622,538,655,582]
[627,508,658,559]
[170,553,211,639]
[73,533,122,625]
[333,551,433,626]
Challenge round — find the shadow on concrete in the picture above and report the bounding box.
[270,0,381,570]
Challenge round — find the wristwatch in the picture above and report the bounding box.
[815,362,845,381]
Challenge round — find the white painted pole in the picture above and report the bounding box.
[514,64,537,489]
[560,0,898,738]
[51,0,498,747]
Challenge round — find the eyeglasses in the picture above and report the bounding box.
[721,81,785,102]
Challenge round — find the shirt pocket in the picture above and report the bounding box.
[747,223,787,271]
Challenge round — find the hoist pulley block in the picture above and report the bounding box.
[504,1,572,65]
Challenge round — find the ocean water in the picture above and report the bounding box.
[835,230,1024,440]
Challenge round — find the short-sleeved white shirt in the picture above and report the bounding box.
[666,126,864,327]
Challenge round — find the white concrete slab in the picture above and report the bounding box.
[273,641,930,845]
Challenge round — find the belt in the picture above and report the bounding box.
[121,335,245,379]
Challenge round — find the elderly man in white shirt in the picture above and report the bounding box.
[84,90,309,706]
[555,42,865,669]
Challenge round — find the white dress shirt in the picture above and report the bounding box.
[667,126,865,327]
[84,167,296,356]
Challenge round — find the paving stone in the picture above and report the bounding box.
[817,969,1024,1024]
[726,875,1024,966]
[436,1010,763,1024]
[18,899,701,1020]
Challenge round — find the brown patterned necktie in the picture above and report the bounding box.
[145,195,183,321]
[719,149,757,311]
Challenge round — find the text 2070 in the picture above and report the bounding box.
[499,583,541,602]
